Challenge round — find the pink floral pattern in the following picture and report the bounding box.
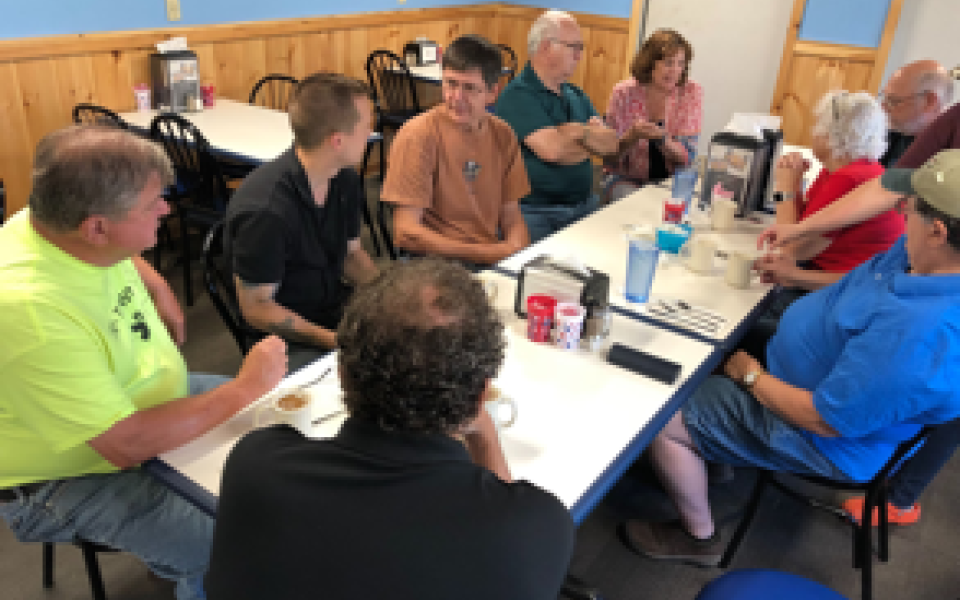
[605,78,703,182]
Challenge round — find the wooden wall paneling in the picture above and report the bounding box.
[211,40,250,101]
[56,56,98,113]
[91,51,134,112]
[0,63,33,219]
[15,58,68,145]
[265,34,302,78]
[238,38,269,101]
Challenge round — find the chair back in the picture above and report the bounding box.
[495,43,519,84]
[72,103,129,129]
[249,74,299,111]
[203,221,252,354]
[365,49,421,121]
[149,113,230,212]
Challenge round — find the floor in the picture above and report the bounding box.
[4,179,960,600]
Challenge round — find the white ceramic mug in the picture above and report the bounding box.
[681,238,717,274]
[478,277,498,302]
[725,251,754,289]
[712,198,737,231]
[486,387,518,432]
[255,389,314,433]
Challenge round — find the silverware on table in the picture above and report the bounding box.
[299,366,332,390]
[312,410,346,426]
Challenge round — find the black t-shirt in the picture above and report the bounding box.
[880,130,914,168]
[224,148,362,330]
[206,419,575,600]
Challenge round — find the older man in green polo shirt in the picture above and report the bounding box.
[496,10,618,243]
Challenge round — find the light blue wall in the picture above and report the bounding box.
[506,0,631,18]
[798,0,891,48]
[0,0,633,40]
[0,0,475,39]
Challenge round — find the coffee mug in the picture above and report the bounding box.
[725,251,754,289]
[680,238,717,274]
[255,389,314,432]
[478,277,498,302]
[486,387,518,432]
[712,198,737,231]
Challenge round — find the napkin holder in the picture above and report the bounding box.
[701,129,782,217]
[403,38,439,67]
[514,256,610,318]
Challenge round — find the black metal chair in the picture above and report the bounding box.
[149,113,232,307]
[43,539,118,600]
[361,50,424,259]
[72,104,129,129]
[202,221,259,354]
[248,74,299,111]
[496,43,519,84]
[720,425,937,600]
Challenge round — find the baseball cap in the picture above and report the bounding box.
[881,150,960,218]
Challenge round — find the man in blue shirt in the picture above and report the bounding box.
[621,150,960,567]
[495,10,617,242]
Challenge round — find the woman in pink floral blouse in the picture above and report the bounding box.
[603,29,703,202]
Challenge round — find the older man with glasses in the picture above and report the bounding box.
[878,60,953,167]
[496,10,618,242]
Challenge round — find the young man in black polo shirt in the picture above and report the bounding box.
[224,73,379,371]
[206,259,575,600]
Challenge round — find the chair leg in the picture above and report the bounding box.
[860,536,873,600]
[719,469,770,568]
[180,213,194,307]
[360,192,383,257]
[378,201,398,261]
[876,485,890,561]
[79,542,109,600]
[42,542,54,588]
[378,134,386,183]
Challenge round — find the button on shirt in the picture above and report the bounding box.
[496,62,598,207]
[767,236,960,481]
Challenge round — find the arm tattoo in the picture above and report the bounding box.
[267,316,317,347]
[235,276,279,304]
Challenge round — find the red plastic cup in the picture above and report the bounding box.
[663,197,685,224]
[201,84,216,108]
[526,294,557,343]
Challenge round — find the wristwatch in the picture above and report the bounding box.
[743,367,764,388]
[773,191,797,203]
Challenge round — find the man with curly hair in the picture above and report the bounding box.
[206,258,575,600]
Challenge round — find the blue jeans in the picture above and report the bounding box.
[0,372,229,600]
[887,417,960,508]
[521,194,600,244]
[683,376,851,481]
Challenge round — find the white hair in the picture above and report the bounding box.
[812,91,888,162]
[528,10,574,56]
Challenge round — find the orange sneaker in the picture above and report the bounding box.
[842,496,921,526]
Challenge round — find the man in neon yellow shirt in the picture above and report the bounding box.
[0,125,288,600]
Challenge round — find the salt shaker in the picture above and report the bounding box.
[582,302,612,352]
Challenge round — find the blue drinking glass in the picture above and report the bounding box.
[672,166,698,214]
[625,236,660,303]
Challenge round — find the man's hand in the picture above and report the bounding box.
[235,336,288,401]
[723,350,763,384]
[754,252,799,287]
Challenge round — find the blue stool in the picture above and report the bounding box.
[696,569,847,600]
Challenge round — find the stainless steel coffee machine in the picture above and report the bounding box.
[150,50,201,112]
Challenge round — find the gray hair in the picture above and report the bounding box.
[917,69,955,106]
[528,10,574,56]
[812,91,888,162]
[29,125,174,233]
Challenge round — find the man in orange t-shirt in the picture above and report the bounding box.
[382,34,531,266]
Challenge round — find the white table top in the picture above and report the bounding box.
[119,99,295,164]
[500,186,776,342]
[155,270,715,520]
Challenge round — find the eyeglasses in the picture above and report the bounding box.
[442,77,486,96]
[550,39,584,53]
[878,92,923,108]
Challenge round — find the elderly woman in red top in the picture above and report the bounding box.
[602,29,703,203]
[757,90,904,291]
